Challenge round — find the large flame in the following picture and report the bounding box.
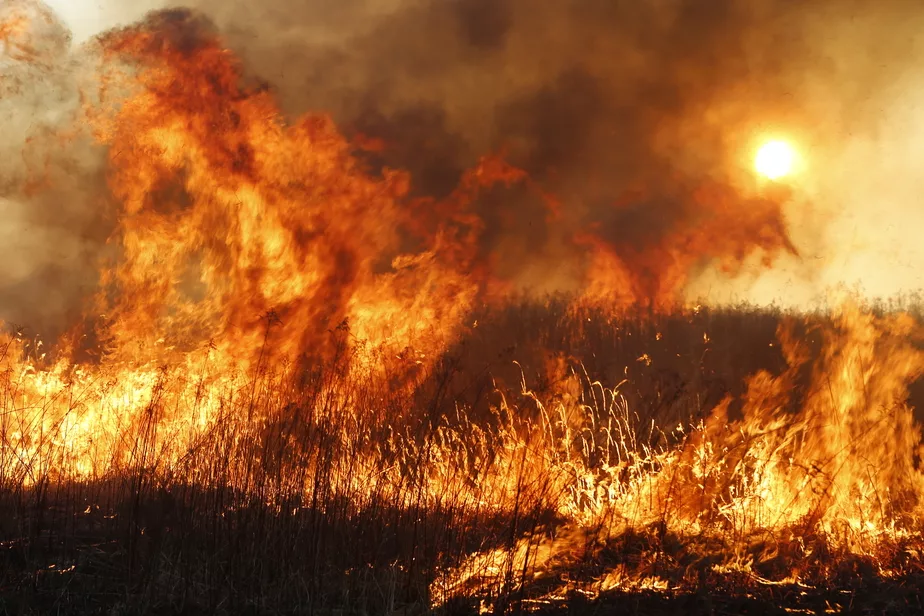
[3,2,924,613]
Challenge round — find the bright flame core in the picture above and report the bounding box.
[755,140,795,180]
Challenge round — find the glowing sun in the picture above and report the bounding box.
[754,140,796,180]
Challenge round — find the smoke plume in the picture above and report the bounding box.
[0,0,110,340]
[182,0,806,300]
[4,0,924,346]
[175,0,924,306]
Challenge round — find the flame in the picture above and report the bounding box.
[431,304,924,606]
[2,5,923,612]
[77,11,524,370]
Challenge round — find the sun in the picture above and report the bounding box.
[754,140,796,180]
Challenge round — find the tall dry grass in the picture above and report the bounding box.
[0,299,922,614]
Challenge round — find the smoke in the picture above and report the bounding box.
[161,0,805,300]
[0,0,111,340]
[686,0,924,307]
[171,0,924,304]
[42,0,167,43]
[5,0,924,345]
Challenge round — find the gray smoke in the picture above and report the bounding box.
[175,0,924,302]
[5,0,924,343]
[0,0,111,341]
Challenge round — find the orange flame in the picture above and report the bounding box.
[6,7,916,610]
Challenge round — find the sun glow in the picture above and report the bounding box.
[755,139,796,180]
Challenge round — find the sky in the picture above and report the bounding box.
[15,0,924,318]
[43,0,164,43]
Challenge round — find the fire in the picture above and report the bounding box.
[3,4,924,613]
[755,139,796,180]
[432,304,924,606]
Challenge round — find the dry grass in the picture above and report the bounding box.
[0,299,923,615]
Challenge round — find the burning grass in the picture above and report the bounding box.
[2,300,924,615]
[5,5,924,614]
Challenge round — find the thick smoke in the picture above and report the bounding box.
[161,0,924,304]
[176,0,924,305]
[685,0,924,306]
[42,0,165,43]
[0,1,110,340]
[182,0,808,298]
[5,0,924,344]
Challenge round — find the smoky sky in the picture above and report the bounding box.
[194,0,781,187]
[3,0,924,339]
[177,0,818,293]
[0,0,112,341]
[165,0,924,300]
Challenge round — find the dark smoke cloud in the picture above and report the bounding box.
[172,0,924,300]
[175,0,815,294]
[5,0,924,340]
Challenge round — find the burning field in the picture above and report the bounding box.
[3,0,924,613]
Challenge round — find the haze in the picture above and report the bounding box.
[7,0,924,336]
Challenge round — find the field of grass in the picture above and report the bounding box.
[2,299,924,615]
